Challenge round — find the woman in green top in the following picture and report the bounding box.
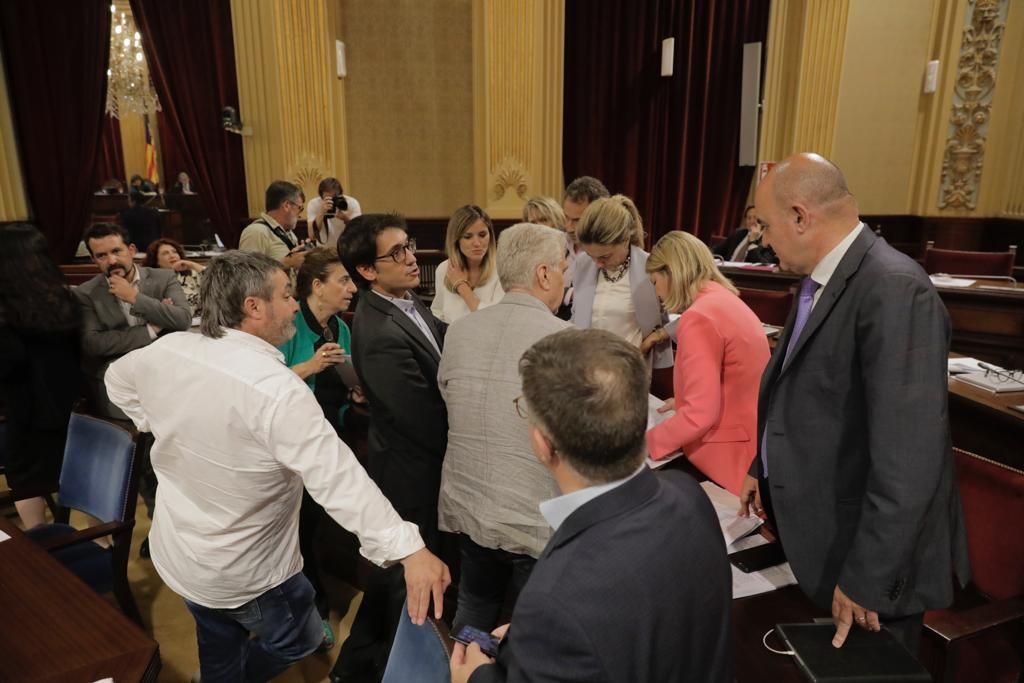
[277,246,358,650]
[278,246,358,434]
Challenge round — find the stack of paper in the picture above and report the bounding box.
[698,480,798,599]
[947,357,987,374]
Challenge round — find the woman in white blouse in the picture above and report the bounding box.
[431,205,504,323]
[572,195,673,368]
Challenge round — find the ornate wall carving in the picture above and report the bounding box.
[938,0,1008,210]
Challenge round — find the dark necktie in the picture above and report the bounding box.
[760,276,822,476]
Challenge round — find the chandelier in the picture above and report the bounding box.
[104,3,160,118]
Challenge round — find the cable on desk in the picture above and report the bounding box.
[762,627,795,656]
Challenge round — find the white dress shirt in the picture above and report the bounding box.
[105,328,423,609]
[809,222,864,309]
[372,289,441,354]
[591,273,643,347]
[114,266,157,339]
[539,465,645,531]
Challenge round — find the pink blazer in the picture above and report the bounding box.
[646,281,770,495]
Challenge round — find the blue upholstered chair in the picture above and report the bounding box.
[25,413,143,625]
[382,607,453,683]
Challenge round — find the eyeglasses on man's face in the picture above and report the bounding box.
[375,238,417,264]
[288,198,305,213]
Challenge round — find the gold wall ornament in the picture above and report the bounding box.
[491,158,529,201]
[938,0,1008,210]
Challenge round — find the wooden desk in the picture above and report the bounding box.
[0,517,160,682]
[948,374,1024,469]
[721,266,1024,370]
[733,585,826,682]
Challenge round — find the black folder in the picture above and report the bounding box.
[775,623,931,682]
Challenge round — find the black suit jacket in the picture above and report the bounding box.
[351,289,449,524]
[471,467,734,683]
[119,205,162,251]
[751,228,969,615]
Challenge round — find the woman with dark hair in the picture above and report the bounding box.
[0,223,83,528]
[277,246,360,650]
[144,238,205,317]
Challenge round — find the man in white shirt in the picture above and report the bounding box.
[307,176,362,246]
[105,251,449,682]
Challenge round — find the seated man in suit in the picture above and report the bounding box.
[713,204,779,265]
[452,328,734,683]
[76,222,191,536]
[76,222,191,420]
[332,213,449,683]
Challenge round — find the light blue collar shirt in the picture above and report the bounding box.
[372,289,441,355]
[539,464,646,531]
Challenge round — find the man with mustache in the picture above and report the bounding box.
[331,213,450,683]
[76,224,191,420]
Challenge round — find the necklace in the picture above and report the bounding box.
[600,255,630,283]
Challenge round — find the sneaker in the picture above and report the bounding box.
[316,619,335,653]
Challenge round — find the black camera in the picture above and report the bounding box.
[326,194,348,219]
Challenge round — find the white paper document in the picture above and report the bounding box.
[947,357,988,374]
[0,529,10,543]
[930,275,976,288]
[646,394,684,469]
[698,481,798,599]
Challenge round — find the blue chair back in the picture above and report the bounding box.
[58,414,137,524]
[382,607,452,683]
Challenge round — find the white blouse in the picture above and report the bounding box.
[430,259,505,324]
[592,271,643,347]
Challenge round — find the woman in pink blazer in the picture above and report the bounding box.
[645,231,770,495]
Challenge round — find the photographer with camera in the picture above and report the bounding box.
[308,177,362,246]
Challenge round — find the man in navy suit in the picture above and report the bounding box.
[452,328,734,683]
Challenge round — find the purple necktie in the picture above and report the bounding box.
[760,276,821,477]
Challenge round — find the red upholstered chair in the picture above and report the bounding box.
[922,241,1017,278]
[738,287,794,327]
[921,448,1024,683]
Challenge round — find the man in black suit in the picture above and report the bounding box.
[452,328,734,683]
[740,153,969,653]
[119,190,162,252]
[332,213,449,683]
[713,205,779,264]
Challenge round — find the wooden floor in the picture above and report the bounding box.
[2,482,367,683]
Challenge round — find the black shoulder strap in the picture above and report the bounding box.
[254,218,296,251]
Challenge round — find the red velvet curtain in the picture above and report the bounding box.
[95,114,126,188]
[0,1,111,261]
[130,0,248,246]
[157,111,188,190]
[563,0,770,245]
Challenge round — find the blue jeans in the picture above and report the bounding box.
[184,572,323,683]
[382,607,451,683]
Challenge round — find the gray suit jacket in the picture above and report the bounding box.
[437,292,569,557]
[571,244,673,368]
[75,266,190,418]
[752,228,969,616]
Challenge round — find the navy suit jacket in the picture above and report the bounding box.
[751,228,969,615]
[471,467,734,683]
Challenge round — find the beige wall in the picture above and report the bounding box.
[831,0,935,214]
[342,0,474,217]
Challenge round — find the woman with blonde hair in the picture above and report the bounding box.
[522,196,566,230]
[431,204,505,323]
[572,194,672,367]
[645,231,770,494]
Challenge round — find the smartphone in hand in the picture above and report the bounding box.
[452,625,500,658]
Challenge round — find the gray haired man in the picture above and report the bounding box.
[105,251,449,682]
[437,223,570,635]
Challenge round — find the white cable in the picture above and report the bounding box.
[762,627,795,656]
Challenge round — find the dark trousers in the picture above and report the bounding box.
[453,535,535,635]
[298,489,329,619]
[761,476,925,658]
[330,504,442,683]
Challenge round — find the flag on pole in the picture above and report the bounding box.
[144,114,159,186]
